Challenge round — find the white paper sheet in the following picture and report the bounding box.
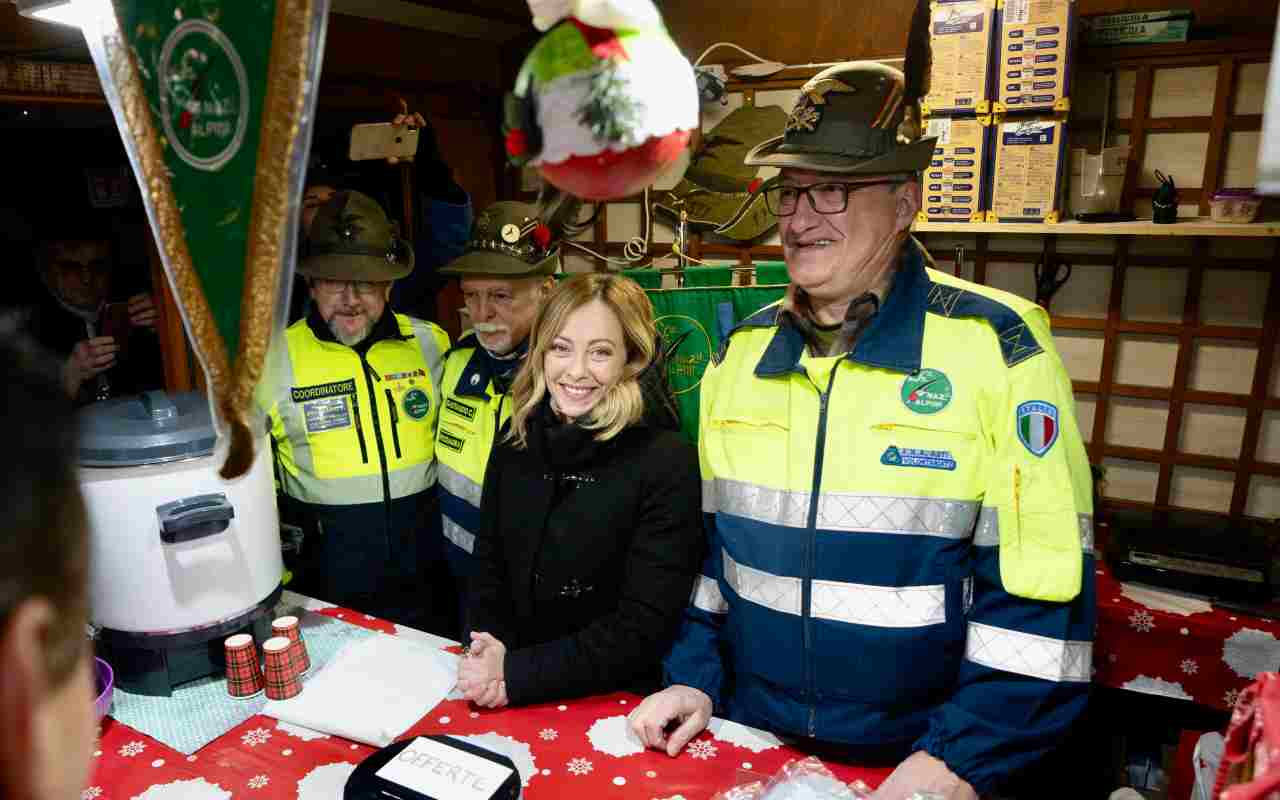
[261,633,458,747]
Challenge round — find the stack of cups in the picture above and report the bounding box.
[224,634,264,698]
[272,615,311,675]
[262,637,304,700]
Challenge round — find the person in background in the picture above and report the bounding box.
[266,190,454,634]
[25,228,159,404]
[629,62,1095,799]
[457,273,704,708]
[0,325,98,800]
[432,201,558,624]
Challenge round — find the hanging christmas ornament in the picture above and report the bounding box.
[506,0,698,201]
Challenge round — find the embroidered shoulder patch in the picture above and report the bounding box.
[926,283,1044,367]
[1016,401,1059,456]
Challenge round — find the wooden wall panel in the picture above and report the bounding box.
[1246,476,1280,518]
[1223,130,1263,189]
[1235,61,1272,115]
[1115,335,1180,386]
[1257,411,1280,463]
[1170,466,1236,512]
[1180,404,1248,458]
[1139,132,1210,189]
[1055,331,1106,382]
[1123,267,1188,323]
[1189,340,1259,394]
[1149,65,1220,117]
[1051,264,1113,319]
[1200,269,1270,327]
[1103,458,1161,504]
[1106,398,1171,448]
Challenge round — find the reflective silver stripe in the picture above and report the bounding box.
[714,477,979,539]
[811,579,946,628]
[974,507,999,548]
[1079,514,1095,554]
[702,479,718,514]
[722,549,948,629]
[439,463,483,510]
[722,549,801,616]
[442,516,476,554]
[691,574,728,614]
[409,318,446,429]
[280,463,431,505]
[971,508,1095,555]
[965,622,1092,683]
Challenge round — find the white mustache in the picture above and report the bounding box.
[473,323,507,334]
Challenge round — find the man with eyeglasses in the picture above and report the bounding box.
[266,190,455,633]
[24,228,160,404]
[631,62,1094,798]
[431,202,558,627]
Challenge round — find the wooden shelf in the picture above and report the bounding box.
[913,218,1280,237]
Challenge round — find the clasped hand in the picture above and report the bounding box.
[456,631,508,709]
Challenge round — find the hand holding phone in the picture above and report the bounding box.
[349,121,421,163]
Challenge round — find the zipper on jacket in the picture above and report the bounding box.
[358,351,394,560]
[385,388,402,459]
[802,366,838,738]
[349,392,369,464]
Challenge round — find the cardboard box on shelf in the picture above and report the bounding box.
[919,115,994,222]
[989,116,1068,222]
[923,0,998,117]
[996,0,1076,115]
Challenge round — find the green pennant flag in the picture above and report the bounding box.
[85,0,328,476]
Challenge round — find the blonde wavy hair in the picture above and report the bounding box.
[507,273,657,449]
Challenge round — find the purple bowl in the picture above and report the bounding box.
[93,657,114,721]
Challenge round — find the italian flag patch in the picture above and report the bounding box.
[1017,400,1059,457]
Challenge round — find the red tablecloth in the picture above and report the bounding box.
[88,605,891,800]
[1094,561,1280,711]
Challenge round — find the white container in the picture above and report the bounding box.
[1071,145,1129,216]
[78,392,282,634]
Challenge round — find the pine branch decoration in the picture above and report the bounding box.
[576,64,644,145]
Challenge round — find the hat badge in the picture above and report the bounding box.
[501,223,521,243]
[786,77,857,133]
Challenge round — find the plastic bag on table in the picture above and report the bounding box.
[710,756,943,800]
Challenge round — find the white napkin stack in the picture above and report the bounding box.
[262,633,458,747]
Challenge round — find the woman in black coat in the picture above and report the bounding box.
[457,273,704,708]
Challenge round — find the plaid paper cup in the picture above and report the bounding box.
[262,636,303,700]
[272,615,311,674]
[224,633,264,698]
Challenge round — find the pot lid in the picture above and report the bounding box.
[77,391,218,467]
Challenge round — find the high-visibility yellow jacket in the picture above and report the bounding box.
[663,238,1095,794]
[268,311,448,509]
[435,334,517,572]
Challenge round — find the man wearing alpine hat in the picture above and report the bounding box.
[433,202,558,628]
[631,61,1095,798]
[267,190,455,634]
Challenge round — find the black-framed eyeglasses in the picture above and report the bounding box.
[763,179,904,216]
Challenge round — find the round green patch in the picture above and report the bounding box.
[901,369,953,414]
[402,388,431,420]
[654,315,713,396]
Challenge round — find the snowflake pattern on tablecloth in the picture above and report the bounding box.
[687,740,718,760]
[1223,628,1280,679]
[1130,610,1155,632]
[241,728,272,748]
[1181,659,1199,675]
[82,788,102,800]
[1226,688,1243,709]
[248,775,269,789]
[119,740,146,757]
[567,758,594,776]
[539,728,558,741]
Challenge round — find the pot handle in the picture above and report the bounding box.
[157,494,235,544]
